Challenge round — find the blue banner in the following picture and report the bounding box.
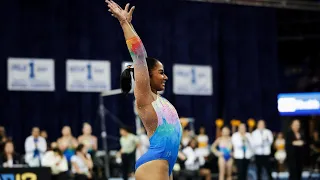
[277,92,320,116]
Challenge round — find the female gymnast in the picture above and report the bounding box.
[106,1,183,180]
[211,127,233,180]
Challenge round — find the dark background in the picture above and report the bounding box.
[0,0,319,153]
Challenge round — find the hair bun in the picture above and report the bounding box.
[126,65,134,72]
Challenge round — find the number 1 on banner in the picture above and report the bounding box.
[87,64,92,80]
[191,67,196,84]
[173,64,213,96]
[29,61,35,79]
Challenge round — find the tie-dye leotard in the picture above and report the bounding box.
[135,96,182,175]
[126,36,182,176]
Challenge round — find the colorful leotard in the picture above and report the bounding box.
[126,36,182,176]
[135,96,182,175]
[64,148,75,162]
[218,145,232,161]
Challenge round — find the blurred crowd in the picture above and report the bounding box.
[0,123,98,180]
[1,119,320,180]
[114,119,320,180]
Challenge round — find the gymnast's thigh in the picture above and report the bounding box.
[135,160,169,180]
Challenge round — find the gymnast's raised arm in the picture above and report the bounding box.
[106,1,153,106]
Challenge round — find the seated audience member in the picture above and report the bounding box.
[58,126,78,163]
[71,144,93,180]
[42,142,69,180]
[78,123,97,157]
[197,126,210,157]
[25,127,47,167]
[182,129,192,148]
[211,127,233,180]
[310,131,320,167]
[172,143,187,179]
[182,138,211,180]
[175,143,187,170]
[0,126,8,154]
[0,141,21,167]
[274,132,286,172]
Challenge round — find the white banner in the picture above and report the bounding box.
[7,57,55,91]
[66,60,111,92]
[173,64,213,95]
[121,61,164,94]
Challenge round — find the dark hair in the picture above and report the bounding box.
[120,126,132,134]
[76,144,85,152]
[53,147,63,157]
[120,57,159,95]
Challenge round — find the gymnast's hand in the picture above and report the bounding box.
[123,3,135,24]
[106,0,135,24]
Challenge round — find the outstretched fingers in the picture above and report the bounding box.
[110,0,122,10]
[129,6,135,15]
[106,0,116,10]
[124,3,129,12]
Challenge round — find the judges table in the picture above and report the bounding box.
[0,167,51,180]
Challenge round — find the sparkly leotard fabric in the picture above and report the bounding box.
[126,36,182,175]
[135,95,182,175]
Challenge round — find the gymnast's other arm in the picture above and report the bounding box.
[106,0,153,107]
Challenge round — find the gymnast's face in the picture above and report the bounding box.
[83,124,92,135]
[150,61,168,92]
[221,127,230,136]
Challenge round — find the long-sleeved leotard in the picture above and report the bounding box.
[126,36,182,176]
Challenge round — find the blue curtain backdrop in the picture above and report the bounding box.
[0,0,279,152]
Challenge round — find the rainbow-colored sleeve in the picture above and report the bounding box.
[126,36,147,65]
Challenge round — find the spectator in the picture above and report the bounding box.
[42,142,69,180]
[181,129,192,148]
[135,127,149,161]
[71,144,93,180]
[211,127,233,180]
[41,130,50,150]
[0,140,22,167]
[274,132,286,172]
[0,126,8,153]
[252,120,274,180]
[25,127,47,167]
[118,127,139,180]
[78,123,97,157]
[173,143,187,172]
[310,131,320,167]
[58,126,78,163]
[286,119,305,180]
[232,123,253,180]
[182,138,211,180]
[197,126,209,157]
